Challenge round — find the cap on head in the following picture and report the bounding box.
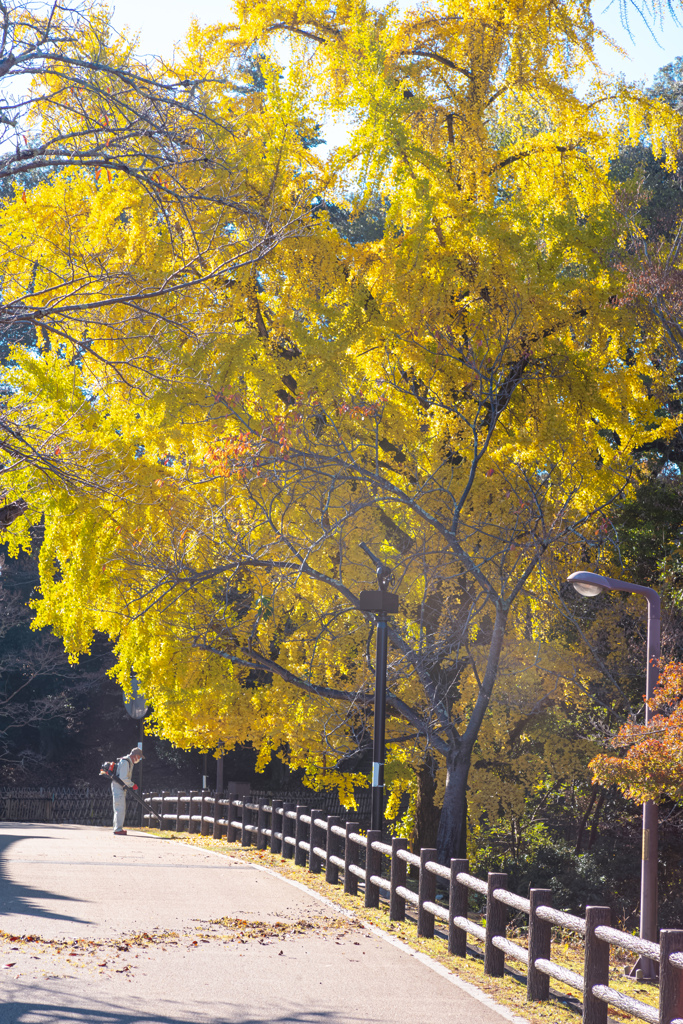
[130,748,144,759]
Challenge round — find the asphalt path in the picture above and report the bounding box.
[0,823,523,1024]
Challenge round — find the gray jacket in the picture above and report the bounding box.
[115,756,135,788]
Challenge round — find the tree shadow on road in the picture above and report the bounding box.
[0,830,92,927]
[0,998,365,1024]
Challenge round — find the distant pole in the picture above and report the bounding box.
[202,752,208,791]
[359,543,398,835]
[138,719,144,796]
[216,751,224,795]
[124,671,148,811]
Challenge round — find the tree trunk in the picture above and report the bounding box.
[412,754,441,853]
[435,603,510,863]
[575,784,599,854]
[436,747,471,862]
[587,787,607,850]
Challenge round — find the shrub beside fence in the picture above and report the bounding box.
[142,791,683,1024]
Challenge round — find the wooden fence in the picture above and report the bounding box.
[0,787,113,826]
[142,791,683,1024]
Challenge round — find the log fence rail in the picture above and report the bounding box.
[142,791,683,1024]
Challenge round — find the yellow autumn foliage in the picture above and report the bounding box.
[0,0,681,856]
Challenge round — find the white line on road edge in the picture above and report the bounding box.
[167,836,531,1024]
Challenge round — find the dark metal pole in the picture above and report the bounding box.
[634,593,660,980]
[138,719,143,795]
[359,541,397,836]
[216,752,224,795]
[371,612,388,833]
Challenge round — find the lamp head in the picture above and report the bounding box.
[567,571,612,598]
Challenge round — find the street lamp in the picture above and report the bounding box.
[567,570,660,981]
[359,543,398,833]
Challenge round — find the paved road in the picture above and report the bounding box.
[0,823,520,1024]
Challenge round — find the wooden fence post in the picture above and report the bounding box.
[390,837,407,921]
[270,802,281,854]
[449,858,469,957]
[282,802,296,859]
[212,794,221,839]
[418,848,437,938]
[257,800,267,850]
[159,791,167,832]
[241,802,251,847]
[294,805,308,866]
[484,872,508,977]
[226,797,237,843]
[365,830,382,909]
[188,791,198,833]
[175,791,181,832]
[527,888,552,1001]
[660,929,683,1024]
[344,821,359,895]
[326,815,341,884]
[200,791,209,835]
[309,809,325,874]
[583,906,610,1024]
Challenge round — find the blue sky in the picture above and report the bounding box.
[109,0,682,83]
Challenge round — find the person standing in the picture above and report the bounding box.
[112,747,143,835]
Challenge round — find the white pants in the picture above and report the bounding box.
[112,783,127,831]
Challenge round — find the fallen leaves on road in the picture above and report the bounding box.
[0,912,362,980]
[205,914,359,946]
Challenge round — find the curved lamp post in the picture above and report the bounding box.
[567,571,660,981]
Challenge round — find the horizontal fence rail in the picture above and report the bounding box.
[140,791,683,1024]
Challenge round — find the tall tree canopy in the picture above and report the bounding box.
[2,0,682,859]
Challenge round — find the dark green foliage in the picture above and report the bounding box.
[299,125,325,149]
[650,54,683,113]
[312,196,387,244]
[233,54,268,94]
[0,547,112,783]
[472,806,683,930]
[613,479,683,587]
[607,59,683,241]
[0,164,51,202]
[610,144,683,239]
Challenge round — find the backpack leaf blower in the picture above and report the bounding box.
[100,761,163,825]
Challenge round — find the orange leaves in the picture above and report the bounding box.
[590,661,683,803]
[338,398,385,419]
[204,415,296,478]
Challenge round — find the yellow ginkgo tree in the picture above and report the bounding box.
[2,0,682,859]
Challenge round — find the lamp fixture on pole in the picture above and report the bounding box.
[567,570,660,981]
[359,543,398,834]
